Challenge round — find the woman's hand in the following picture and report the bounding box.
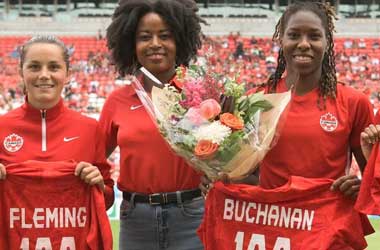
[199,174,230,197]
[199,175,213,197]
[361,124,380,160]
[75,161,105,191]
[0,163,6,180]
[331,174,361,200]
[199,172,259,197]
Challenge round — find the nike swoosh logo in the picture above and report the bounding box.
[63,136,79,142]
[130,104,143,110]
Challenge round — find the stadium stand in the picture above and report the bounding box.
[0,35,379,115]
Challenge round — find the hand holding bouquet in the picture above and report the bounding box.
[132,66,290,181]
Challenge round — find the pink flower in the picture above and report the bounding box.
[179,75,220,109]
[185,107,206,126]
[199,99,221,120]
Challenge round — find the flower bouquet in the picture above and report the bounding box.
[131,66,291,181]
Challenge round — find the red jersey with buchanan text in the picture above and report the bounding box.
[198,177,368,250]
[0,161,112,250]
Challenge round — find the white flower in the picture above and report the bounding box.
[193,121,231,145]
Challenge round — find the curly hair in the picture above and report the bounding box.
[107,0,205,76]
[268,1,338,109]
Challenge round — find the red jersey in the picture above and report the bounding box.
[0,161,112,250]
[260,79,374,189]
[99,82,200,194]
[0,99,114,209]
[356,143,380,215]
[198,177,368,250]
[356,110,380,214]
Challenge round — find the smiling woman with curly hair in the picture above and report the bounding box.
[99,0,206,249]
[107,0,205,77]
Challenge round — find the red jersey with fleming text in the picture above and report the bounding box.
[260,79,374,189]
[0,99,114,208]
[0,160,112,250]
[99,81,200,194]
[198,177,368,250]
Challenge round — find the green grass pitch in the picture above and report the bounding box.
[110,218,380,250]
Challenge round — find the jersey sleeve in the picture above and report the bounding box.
[94,123,115,210]
[349,93,374,148]
[356,143,380,215]
[87,186,113,250]
[98,94,118,157]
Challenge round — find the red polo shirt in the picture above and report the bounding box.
[99,77,200,194]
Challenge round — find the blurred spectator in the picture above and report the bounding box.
[9,46,20,58]
[0,36,379,116]
[344,39,353,49]
[67,44,75,56]
[250,36,258,45]
[234,42,245,59]
[97,29,103,40]
[358,39,366,49]
[373,41,379,49]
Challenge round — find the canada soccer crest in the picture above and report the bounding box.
[3,133,24,152]
[320,113,338,132]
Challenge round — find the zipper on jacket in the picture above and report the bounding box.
[41,110,47,152]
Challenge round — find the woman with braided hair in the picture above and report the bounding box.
[198,1,375,248]
[99,0,206,249]
[201,1,375,198]
[261,0,373,199]
[258,0,375,244]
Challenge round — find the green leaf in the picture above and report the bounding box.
[247,91,265,104]
[249,100,273,111]
[237,97,249,111]
[215,131,244,163]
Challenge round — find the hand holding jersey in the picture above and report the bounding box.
[200,173,231,198]
[1,161,106,191]
[75,161,105,191]
[360,124,380,160]
[199,175,213,197]
[202,172,362,201]
[200,172,259,197]
[330,174,361,200]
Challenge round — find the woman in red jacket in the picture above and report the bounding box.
[0,35,114,209]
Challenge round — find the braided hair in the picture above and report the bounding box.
[107,0,206,77]
[268,1,338,109]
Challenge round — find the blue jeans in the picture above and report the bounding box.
[119,192,205,250]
